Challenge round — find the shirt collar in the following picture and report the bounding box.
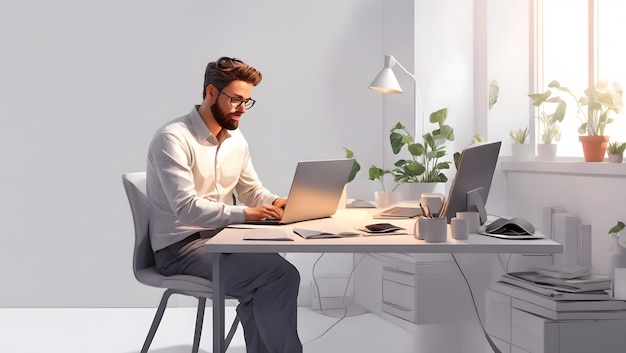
[189,106,212,143]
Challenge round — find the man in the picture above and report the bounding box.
[146,56,302,353]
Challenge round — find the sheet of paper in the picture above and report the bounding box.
[243,228,294,241]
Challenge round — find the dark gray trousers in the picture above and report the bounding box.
[154,232,302,353]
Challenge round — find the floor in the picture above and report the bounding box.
[0,305,493,353]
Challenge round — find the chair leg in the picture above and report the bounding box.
[224,316,240,349]
[141,289,175,353]
[191,297,206,353]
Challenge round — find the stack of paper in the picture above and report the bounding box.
[492,270,626,321]
[500,271,612,293]
[538,264,592,279]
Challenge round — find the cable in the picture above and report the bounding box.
[303,252,367,345]
[451,253,502,353]
[497,253,512,274]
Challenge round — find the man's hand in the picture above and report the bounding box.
[272,197,287,209]
[245,204,284,221]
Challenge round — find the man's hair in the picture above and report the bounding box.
[203,57,263,99]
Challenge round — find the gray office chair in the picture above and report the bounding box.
[122,172,239,353]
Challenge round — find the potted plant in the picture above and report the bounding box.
[607,141,626,163]
[380,108,454,199]
[537,80,623,161]
[528,88,566,161]
[509,127,531,161]
[343,148,401,208]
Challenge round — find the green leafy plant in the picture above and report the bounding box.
[609,221,625,235]
[607,141,626,155]
[343,147,361,183]
[534,80,623,136]
[345,107,455,189]
[368,165,395,191]
[528,88,566,144]
[509,127,529,144]
[385,107,454,183]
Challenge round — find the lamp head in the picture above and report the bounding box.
[369,54,403,94]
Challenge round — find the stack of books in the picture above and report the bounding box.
[492,265,626,320]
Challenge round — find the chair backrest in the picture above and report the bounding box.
[122,172,155,276]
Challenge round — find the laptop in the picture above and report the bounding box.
[245,158,354,225]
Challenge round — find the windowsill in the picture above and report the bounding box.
[500,156,626,177]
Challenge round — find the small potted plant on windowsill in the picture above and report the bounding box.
[607,141,626,163]
[528,88,566,161]
[537,80,623,162]
[509,127,531,161]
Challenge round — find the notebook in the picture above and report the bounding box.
[245,158,355,225]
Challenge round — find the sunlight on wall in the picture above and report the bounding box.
[543,0,626,157]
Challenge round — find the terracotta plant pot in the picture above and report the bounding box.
[579,135,610,162]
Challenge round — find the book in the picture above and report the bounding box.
[491,282,622,312]
[512,297,626,321]
[504,271,612,293]
[578,224,592,267]
[374,206,423,219]
[552,213,580,265]
[292,228,360,239]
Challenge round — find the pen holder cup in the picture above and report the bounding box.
[456,211,480,234]
[451,217,469,240]
[415,218,448,243]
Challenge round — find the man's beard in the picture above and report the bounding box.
[211,102,239,130]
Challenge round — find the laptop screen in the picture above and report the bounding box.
[246,158,355,225]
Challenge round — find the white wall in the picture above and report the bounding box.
[0,0,384,307]
[503,162,626,277]
[0,0,546,309]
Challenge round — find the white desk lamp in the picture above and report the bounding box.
[369,54,424,138]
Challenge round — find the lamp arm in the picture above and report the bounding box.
[391,58,417,83]
[391,56,425,138]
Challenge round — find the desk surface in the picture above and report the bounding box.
[205,207,562,353]
[205,209,562,255]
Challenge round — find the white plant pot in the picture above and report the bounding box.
[394,182,445,202]
[374,191,401,209]
[536,143,557,161]
[511,143,532,161]
[608,153,624,163]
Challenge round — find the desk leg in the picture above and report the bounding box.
[212,253,225,353]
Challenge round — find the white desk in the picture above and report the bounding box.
[205,209,562,353]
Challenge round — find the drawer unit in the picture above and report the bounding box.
[486,289,626,353]
[382,277,416,322]
[382,262,476,324]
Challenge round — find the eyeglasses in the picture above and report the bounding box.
[218,89,256,110]
[217,56,244,70]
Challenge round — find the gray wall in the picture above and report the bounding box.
[1,0,525,308]
[0,0,386,307]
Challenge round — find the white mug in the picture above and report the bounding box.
[456,211,480,233]
[416,217,448,243]
[451,217,469,240]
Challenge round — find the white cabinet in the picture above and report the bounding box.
[355,253,487,326]
[486,289,626,353]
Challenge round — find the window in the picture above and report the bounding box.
[540,0,626,157]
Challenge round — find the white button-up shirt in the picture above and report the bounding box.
[147,106,278,251]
